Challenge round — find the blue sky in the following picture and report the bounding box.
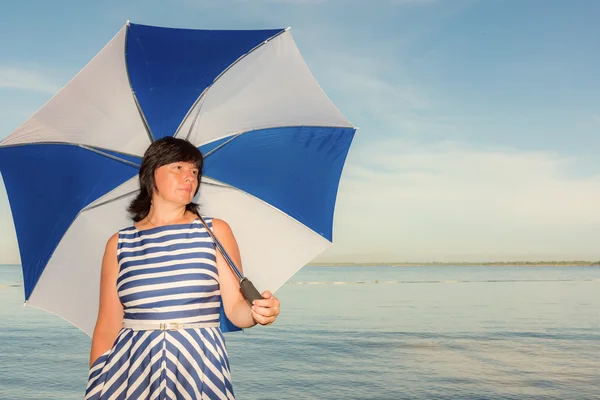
[1,0,599,264]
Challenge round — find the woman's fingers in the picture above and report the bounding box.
[252,291,280,309]
[251,291,281,325]
[252,304,278,317]
[251,309,276,325]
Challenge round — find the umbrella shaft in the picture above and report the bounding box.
[197,215,244,281]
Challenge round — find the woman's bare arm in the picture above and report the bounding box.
[212,219,280,328]
[212,219,256,328]
[89,233,124,367]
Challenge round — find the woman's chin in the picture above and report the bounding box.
[162,197,194,207]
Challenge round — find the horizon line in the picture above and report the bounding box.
[308,260,600,266]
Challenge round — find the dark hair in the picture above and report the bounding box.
[128,137,203,222]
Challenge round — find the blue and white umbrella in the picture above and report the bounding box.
[0,22,355,335]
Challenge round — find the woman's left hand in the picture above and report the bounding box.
[251,291,280,326]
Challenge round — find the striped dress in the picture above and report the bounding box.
[86,217,235,400]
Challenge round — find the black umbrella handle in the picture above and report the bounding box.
[240,277,264,304]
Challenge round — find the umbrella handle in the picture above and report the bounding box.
[240,278,263,303]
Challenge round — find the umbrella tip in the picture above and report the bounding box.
[126,20,131,26]
[285,26,291,31]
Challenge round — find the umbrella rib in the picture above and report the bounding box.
[181,93,207,141]
[212,28,290,87]
[53,189,139,277]
[24,297,92,337]
[0,141,141,167]
[22,185,138,304]
[124,21,156,143]
[200,176,331,242]
[80,145,141,168]
[130,91,155,143]
[82,188,139,212]
[202,133,244,158]
[174,28,290,141]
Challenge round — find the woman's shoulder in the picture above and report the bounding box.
[196,215,232,235]
[208,217,230,229]
[209,218,235,240]
[106,224,136,246]
[196,214,225,225]
[103,232,120,253]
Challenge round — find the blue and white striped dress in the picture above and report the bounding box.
[86,217,235,400]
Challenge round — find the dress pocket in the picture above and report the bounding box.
[88,349,111,378]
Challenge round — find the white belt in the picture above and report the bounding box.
[122,320,219,331]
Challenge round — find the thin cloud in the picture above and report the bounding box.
[0,66,61,94]
[318,56,457,138]
[316,138,600,263]
[232,0,432,4]
[391,0,435,4]
[0,176,19,264]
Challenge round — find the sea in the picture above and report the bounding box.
[0,264,599,399]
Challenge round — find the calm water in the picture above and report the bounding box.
[0,264,599,399]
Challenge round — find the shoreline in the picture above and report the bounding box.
[308,261,600,267]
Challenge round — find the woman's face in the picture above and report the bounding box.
[153,161,199,205]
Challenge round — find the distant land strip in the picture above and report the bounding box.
[307,261,600,267]
[287,279,600,284]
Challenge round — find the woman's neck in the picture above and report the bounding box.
[145,207,190,227]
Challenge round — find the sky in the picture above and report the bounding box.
[0,0,599,264]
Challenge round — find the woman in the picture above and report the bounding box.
[86,137,281,399]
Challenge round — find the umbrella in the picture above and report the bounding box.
[0,22,356,335]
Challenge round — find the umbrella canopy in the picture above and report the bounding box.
[0,22,356,335]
